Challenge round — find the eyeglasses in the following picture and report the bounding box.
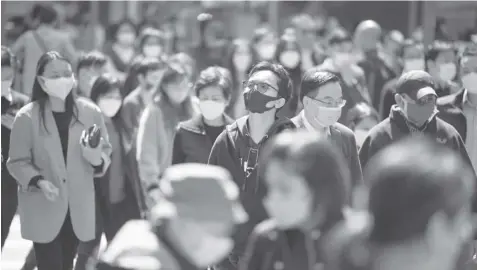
[242,81,278,94]
[403,94,436,106]
[307,96,347,108]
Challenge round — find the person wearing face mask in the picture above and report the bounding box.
[291,70,363,194]
[104,19,138,75]
[379,40,426,120]
[172,66,234,165]
[426,41,460,95]
[137,64,198,210]
[76,51,108,98]
[137,27,165,60]
[1,46,29,250]
[240,131,351,270]
[317,30,372,124]
[121,57,167,150]
[96,163,248,270]
[209,61,296,270]
[345,102,380,150]
[227,39,254,119]
[359,71,474,184]
[276,37,303,93]
[382,30,405,76]
[354,20,398,111]
[6,51,112,270]
[438,45,477,269]
[252,27,278,62]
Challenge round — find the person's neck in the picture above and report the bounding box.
[373,242,438,270]
[204,115,225,127]
[248,110,275,144]
[49,97,66,112]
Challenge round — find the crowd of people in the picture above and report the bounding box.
[1,2,477,270]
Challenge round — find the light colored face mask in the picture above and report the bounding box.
[40,75,75,100]
[280,51,301,69]
[404,59,425,72]
[304,97,342,129]
[143,45,162,58]
[233,54,252,72]
[98,98,122,118]
[199,100,225,120]
[257,44,276,60]
[438,63,457,82]
[462,72,477,94]
[118,33,136,46]
[1,80,12,97]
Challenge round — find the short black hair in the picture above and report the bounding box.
[345,102,379,130]
[138,27,165,50]
[261,130,350,226]
[299,69,340,101]
[76,51,107,73]
[1,46,14,67]
[90,73,122,102]
[328,29,351,46]
[248,61,293,102]
[425,41,456,63]
[194,66,232,100]
[31,3,57,25]
[365,136,475,245]
[136,57,166,76]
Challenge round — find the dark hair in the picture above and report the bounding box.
[90,73,122,103]
[248,61,293,102]
[345,102,379,130]
[76,51,107,73]
[31,51,79,133]
[160,64,187,87]
[137,27,165,52]
[261,130,350,229]
[328,29,351,46]
[299,70,340,101]
[425,41,456,65]
[136,57,166,77]
[365,136,475,245]
[251,27,274,47]
[1,46,14,67]
[194,66,232,100]
[121,56,144,97]
[30,3,58,25]
[227,39,254,88]
[108,18,137,42]
[168,53,196,81]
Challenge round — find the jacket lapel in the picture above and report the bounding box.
[329,124,343,147]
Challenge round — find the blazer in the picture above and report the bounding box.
[291,112,363,190]
[7,98,112,243]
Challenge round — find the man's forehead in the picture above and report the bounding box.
[249,70,279,87]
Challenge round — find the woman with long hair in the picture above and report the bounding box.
[7,51,112,270]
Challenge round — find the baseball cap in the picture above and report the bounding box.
[395,70,437,101]
[150,163,248,226]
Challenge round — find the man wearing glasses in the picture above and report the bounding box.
[291,70,363,195]
[208,61,295,270]
[359,70,473,174]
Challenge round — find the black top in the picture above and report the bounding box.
[204,123,225,144]
[52,111,72,163]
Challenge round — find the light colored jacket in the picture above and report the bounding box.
[7,98,112,243]
[11,25,77,96]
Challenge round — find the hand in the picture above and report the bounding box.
[80,130,104,166]
[38,180,59,201]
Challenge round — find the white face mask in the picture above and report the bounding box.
[233,54,251,72]
[404,59,425,72]
[199,100,225,120]
[280,51,301,69]
[2,80,12,97]
[354,129,368,148]
[438,63,457,82]
[188,234,233,268]
[40,76,75,100]
[257,44,276,60]
[98,98,122,118]
[165,88,189,104]
[143,45,162,58]
[462,72,477,94]
[118,33,136,46]
[333,52,352,67]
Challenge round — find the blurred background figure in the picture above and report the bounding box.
[103,19,138,77]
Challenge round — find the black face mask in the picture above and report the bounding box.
[243,88,280,114]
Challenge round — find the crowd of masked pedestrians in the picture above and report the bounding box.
[1,3,477,270]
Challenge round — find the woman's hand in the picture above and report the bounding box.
[80,129,104,166]
[37,180,59,201]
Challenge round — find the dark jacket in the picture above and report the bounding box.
[291,112,363,190]
[379,77,460,121]
[358,106,476,211]
[172,114,234,165]
[208,116,296,252]
[437,89,468,141]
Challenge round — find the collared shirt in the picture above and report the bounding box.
[463,89,477,171]
[301,110,331,136]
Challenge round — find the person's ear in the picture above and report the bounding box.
[274,97,286,109]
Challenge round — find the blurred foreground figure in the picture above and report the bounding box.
[328,137,476,270]
[97,163,247,270]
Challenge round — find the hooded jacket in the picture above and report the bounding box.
[208,116,296,252]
